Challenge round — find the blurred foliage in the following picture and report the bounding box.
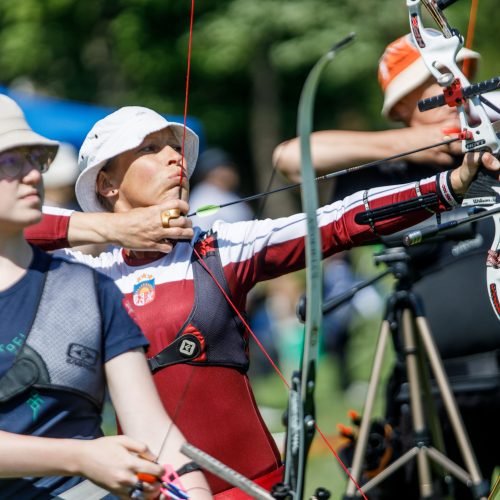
[0,0,498,188]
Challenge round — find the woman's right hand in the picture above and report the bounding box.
[110,199,194,253]
[75,435,165,499]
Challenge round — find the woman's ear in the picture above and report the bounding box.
[96,170,118,199]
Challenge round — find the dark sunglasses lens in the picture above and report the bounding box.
[0,153,23,178]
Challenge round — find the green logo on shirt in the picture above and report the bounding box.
[26,390,45,422]
[0,332,26,355]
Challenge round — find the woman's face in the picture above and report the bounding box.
[0,147,45,233]
[97,128,190,212]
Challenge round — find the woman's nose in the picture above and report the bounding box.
[160,145,183,165]
[22,165,43,184]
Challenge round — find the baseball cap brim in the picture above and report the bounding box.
[382,47,480,119]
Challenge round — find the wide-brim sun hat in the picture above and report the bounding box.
[378,29,480,119]
[76,106,199,213]
[0,95,59,159]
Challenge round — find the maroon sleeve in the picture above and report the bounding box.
[25,212,71,250]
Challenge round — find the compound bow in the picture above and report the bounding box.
[407,0,500,322]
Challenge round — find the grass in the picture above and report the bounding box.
[249,308,394,499]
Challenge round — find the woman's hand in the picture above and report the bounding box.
[69,199,194,253]
[450,151,500,196]
[111,199,194,253]
[75,436,164,499]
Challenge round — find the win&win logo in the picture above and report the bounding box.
[67,343,98,371]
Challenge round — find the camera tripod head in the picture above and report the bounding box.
[373,247,419,290]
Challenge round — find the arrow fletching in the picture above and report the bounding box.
[192,204,220,217]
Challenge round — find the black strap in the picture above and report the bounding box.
[175,461,202,478]
[148,334,202,373]
[355,193,439,225]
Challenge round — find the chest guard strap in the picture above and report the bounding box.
[148,233,249,373]
[0,258,105,408]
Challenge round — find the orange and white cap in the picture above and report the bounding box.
[378,29,480,119]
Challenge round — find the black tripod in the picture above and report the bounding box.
[342,247,489,500]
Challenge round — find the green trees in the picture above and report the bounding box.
[0,0,497,215]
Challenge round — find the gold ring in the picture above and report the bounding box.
[161,208,180,228]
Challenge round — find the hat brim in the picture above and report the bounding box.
[75,122,199,213]
[382,47,480,119]
[0,129,59,160]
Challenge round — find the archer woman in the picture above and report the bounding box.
[25,103,500,497]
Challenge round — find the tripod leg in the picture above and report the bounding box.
[402,309,434,498]
[415,316,489,499]
[344,320,391,498]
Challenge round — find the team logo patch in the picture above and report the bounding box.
[133,273,156,306]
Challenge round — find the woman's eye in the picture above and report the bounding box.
[172,145,183,153]
[140,144,157,153]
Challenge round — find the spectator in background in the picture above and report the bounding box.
[189,147,253,231]
[42,143,80,210]
[42,142,107,256]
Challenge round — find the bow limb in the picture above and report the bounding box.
[282,34,355,499]
[407,0,500,324]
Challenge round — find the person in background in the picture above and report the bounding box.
[0,95,211,499]
[189,147,253,231]
[24,101,499,498]
[273,30,500,497]
[43,142,107,256]
[42,142,80,210]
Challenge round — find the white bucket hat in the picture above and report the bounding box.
[76,106,199,213]
[378,30,480,119]
[0,95,58,157]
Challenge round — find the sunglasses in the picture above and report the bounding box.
[0,146,53,180]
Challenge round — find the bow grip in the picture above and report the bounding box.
[462,168,500,208]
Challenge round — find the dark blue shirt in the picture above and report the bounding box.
[0,246,149,498]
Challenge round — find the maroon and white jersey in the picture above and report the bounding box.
[26,173,459,495]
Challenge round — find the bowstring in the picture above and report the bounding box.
[155,0,196,462]
[180,0,195,191]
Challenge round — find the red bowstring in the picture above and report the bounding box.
[180,0,195,189]
[462,0,479,78]
[182,1,366,497]
[192,248,367,499]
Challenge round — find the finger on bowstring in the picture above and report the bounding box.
[158,199,189,216]
[166,216,192,229]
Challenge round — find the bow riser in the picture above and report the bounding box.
[408,0,500,324]
[408,0,500,155]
